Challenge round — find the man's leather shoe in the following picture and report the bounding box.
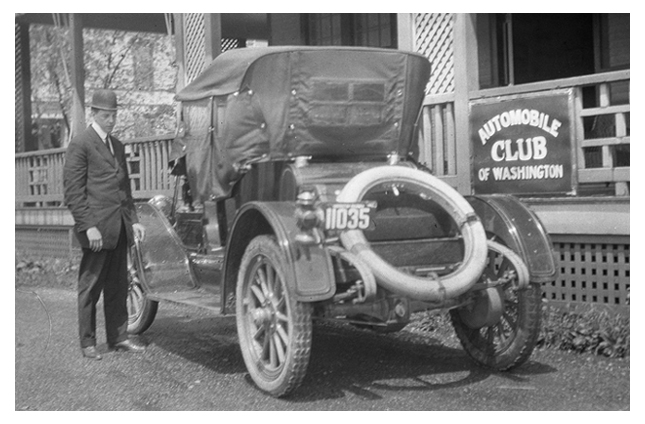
[81,346,102,360]
[110,338,147,353]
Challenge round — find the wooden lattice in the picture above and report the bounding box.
[15,23,24,153]
[184,13,206,84]
[183,15,244,85]
[546,236,630,306]
[413,13,455,95]
[222,38,241,52]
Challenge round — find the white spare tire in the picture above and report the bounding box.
[336,166,488,303]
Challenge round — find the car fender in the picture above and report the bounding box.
[466,195,558,283]
[134,201,197,293]
[221,201,336,313]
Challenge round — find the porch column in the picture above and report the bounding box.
[16,22,35,152]
[453,13,479,194]
[397,13,414,52]
[204,13,222,64]
[173,13,186,92]
[69,13,85,143]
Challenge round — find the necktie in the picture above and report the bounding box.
[105,135,114,156]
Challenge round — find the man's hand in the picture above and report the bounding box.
[86,227,103,252]
[133,223,146,242]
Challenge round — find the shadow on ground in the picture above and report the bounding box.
[148,313,556,402]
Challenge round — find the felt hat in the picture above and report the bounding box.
[90,89,118,111]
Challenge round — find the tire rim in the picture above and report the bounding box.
[242,255,291,374]
[127,251,144,325]
[463,241,530,355]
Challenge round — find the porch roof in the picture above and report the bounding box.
[15,13,269,39]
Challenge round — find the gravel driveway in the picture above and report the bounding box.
[15,286,630,411]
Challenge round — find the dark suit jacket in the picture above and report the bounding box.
[63,126,139,250]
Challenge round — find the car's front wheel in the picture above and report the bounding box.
[126,245,158,335]
[236,235,313,397]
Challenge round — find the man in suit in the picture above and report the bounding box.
[64,89,147,360]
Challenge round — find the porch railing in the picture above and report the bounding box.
[419,69,630,196]
[15,134,176,207]
[15,70,630,207]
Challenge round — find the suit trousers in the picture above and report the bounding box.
[77,222,129,348]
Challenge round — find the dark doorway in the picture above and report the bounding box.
[304,14,397,49]
[511,14,595,84]
[479,13,598,87]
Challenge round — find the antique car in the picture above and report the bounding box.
[126,46,557,397]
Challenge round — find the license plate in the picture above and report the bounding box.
[323,201,376,232]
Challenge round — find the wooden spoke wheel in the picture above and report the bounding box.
[126,245,158,335]
[236,235,312,397]
[450,240,541,371]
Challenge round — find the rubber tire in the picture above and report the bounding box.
[126,246,158,335]
[337,166,488,302]
[236,235,313,397]
[450,241,541,371]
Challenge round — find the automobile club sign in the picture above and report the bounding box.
[470,89,574,195]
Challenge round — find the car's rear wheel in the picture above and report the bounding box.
[126,245,158,335]
[450,240,541,370]
[236,235,313,397]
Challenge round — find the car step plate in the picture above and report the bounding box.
[150,289,222,314]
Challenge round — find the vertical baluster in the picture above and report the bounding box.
[23,157,29,202]
[432,105,445,175]
[444,103,456,175]
[153,140,160,192]
[56,152,64,200]
[573,86,586,172]
[125,143,136,197]
[148,141,156,192]
[421,106,432,170]
[15,158,23,205]
[51,154,58,199]
[44,154,51,199]
[598,83,612,169]
[161,139,169,190]
[143,142,151,193]
[417,115,426,166]
[23,158,29,202]
[28,156,35,198]
[614,111,629,196]
[133,143,142,197]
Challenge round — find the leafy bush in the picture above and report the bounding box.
[15,251,78,289]
[537,303,629,358]
[410,303,629,359]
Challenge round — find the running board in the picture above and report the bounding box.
[149,289,223,314]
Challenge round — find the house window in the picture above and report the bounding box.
[353,14,394,47]
[477,13,629,88]
[305,14,396,48]
[307,14,343,46]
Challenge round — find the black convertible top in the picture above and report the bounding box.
[176,46,429,100]
[174,46,431,200]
